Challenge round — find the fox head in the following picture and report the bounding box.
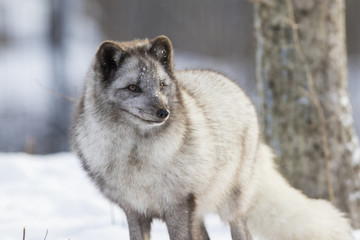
[87,36,179,128]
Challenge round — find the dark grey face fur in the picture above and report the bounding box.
[91,37,178,128]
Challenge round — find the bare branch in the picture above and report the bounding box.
[284,0,334,203]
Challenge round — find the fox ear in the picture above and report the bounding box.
[148,35,174,74]
[96,41,124,82]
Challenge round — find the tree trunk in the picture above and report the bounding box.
[254,0,360,227]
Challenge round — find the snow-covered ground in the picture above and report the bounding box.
[0,153,232,240]
[0,153,359,240]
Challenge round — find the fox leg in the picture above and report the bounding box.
[165,194,209,240]
[164,204,192,240]
[192,220,210,240]
[125,210,152,240]
[230,219,252,240]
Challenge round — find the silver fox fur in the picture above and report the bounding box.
[71,36,353,240]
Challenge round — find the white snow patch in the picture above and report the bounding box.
[0,152,232,240]
[340,95,350,107]
[354,230,360,240]
[351,137,360,166]
[349,191,360,202]
[347,136,360,166]
[341,115,354,128]
[353,147,360,166]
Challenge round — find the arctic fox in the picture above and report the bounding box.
[71,36,352,240]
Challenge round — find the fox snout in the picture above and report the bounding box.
[138,105,170,124]
[148,96,170,122]
[156,109,169,119]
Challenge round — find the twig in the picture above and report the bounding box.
[285,0,334,203]
[23,227,26,240]
[37,80,78,103]
[44,229,48,240]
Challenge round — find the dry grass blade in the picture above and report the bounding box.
[44,229,48,240]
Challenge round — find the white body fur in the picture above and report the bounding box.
[72,36,352,240]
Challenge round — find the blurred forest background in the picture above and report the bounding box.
[0,0,359,154]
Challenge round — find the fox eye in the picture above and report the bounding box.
[160,81,165,90]
[127,84,141,92]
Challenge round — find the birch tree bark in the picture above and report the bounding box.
[254,0,360,227]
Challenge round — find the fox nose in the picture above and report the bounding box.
[156,109,169,119]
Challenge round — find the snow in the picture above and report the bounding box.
[353,146,360,166]
[0,152,359,240]
[0,153,231,240]
[355,230,360,240]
